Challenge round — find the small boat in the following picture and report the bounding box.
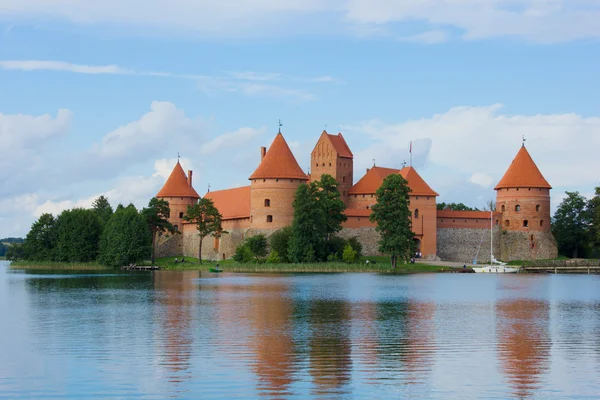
[209,266,223,273]
[472,210,520,274]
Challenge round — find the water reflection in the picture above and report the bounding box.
[496,298,551,399]
[153,271,198,384]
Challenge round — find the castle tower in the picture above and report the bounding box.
[310,130,353,205]
[249,132,308,229]
[495,144,557,260]
[156,161,200,232]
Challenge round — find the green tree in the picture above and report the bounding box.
[347,236,363,257]
[436,202,479,211]
[288,183,326,263]
[370,174,414,268]
[266,250,281,263]
[315,174,347,240]
[587,186,600,254]
[92,195,114,227]
[269,227,292,262]
[23,213,57,261]
[142,197,175,265]
[99,204,151,267]
[6,244,25,261]
[552,191,591,258]
[245,234,268,258]
[326,236,347,260]
[183,198,224,264]
[342,243,358,263]
[233,244,254,263]
[54,208,102,262]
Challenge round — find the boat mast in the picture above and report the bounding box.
[490,209,493,265]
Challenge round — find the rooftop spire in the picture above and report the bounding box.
[494,145,551,190]
[249,132,308,180]
[156,162,200,198]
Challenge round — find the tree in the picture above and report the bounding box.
[54,208,103,262]
[588,186,600,253]
[269,227,292,262]
[552,191,590,258]
[142,197,175,265]
[23,213,57,261]
[99,204,151,267]
[183,198,224,264]
[288,183,326,263]
[92,195,114,227]
[370,174,414,268]
[436,202,479,211]
[315,174,347,240]
[6,244,25,261]
[342,243,358,263]
[233,244,254,263]
[245,234,268,258]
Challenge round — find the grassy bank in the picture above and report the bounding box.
[9,261,112,270]
[152,256,442,273]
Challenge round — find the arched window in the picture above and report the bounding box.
[179,212,184,218]
[322,163,325,166]
[515,205,521,212]
[173,225,179,232]
[505,220,510,227]
[329,163,332,166]
[501,205,506,212]
[266,215,273,223]
[523,220,529,227]
[536,205,541,212]
[342,176,346,182]
[414,209,419,219]
[264,199,270,207]
[540,220,544,227]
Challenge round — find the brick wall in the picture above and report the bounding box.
[250,179,304,229]
[496,188,552,232]
[159,196,197,232]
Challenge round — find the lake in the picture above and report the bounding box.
[1,260,600,399]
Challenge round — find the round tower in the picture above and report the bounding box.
[249,132,308,230]
[495,144,552,233]
[156,161,200,232]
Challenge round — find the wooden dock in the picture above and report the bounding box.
[521,259,600,274]
[120,265,160,271]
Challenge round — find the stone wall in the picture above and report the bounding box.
[182,228,281,261]
[437,226,502,263]
[337,227,383,256]
[499,230,558,261]
[155,233,184,258]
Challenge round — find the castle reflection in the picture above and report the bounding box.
[153,271,198,383]
[496,298,551,399]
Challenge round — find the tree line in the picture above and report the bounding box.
[0,238,24,257]
[552,187,600,258]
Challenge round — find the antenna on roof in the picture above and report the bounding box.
[177,152,180,160]
[278,119,282,134]
[372,159,376,167]
[402,161,407,168]
[522,135,526,147]
[207,183,211,193]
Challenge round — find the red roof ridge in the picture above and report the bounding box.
[156,161,200,198]
[203,185,251,220]
[494,145,551,190]
[249,132,308,180]
[349,165,438,196]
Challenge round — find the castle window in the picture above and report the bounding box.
[276,179,279,182]
[414,209,419,219]
[536,205,541,212]
[505,220,510,227]
[173,225,179,232]
[371,194,374,198]
[362,194,365,198]
[316,163,318,167]
[517,188,519,191]
[528,188,531,191]
[343,176,346,182]
[329,163,332,166]
[322,163,325,166]
[416,196,419,200]
[179,212,184,219]
[523,220,529,227]
[264,199,271,207]
[540,220,544,227]
[496,220,499,225]
[427,197,430,200]
[530,234,534,240]
[266,215,273,223]
[501,205,506,212]
[366,205,369,209]
[343,191,346,196]
[290,180,293,182]
[515,205,521,212]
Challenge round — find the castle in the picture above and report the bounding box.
[155,130,558,262]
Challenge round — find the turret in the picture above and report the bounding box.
[249,132,308,229]
[495,144,552,233]
[310,130,353,205]
[156,161,200,231]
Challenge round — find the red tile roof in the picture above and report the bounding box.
[495,145,551,190]
[349,166,438,196]
[437,210,502,219]
[249,133,309,180]
[327,131,353,158]
[156,161,200,198]
[203,186,251,219]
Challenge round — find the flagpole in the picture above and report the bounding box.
[410,140,412,167]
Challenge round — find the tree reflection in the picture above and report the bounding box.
[496,299,551,399]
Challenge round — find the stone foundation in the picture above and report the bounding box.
[337,227,383,256]
[499,230,558,261]
[437,226,502,263]
[156,233,184,258]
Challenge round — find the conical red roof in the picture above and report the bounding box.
[494,146,551,190]
[249,133,308,180]
[349,166,438,196]
[156,162,200,198]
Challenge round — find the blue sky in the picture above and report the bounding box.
[1,1,600,237]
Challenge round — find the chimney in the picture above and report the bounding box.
[366,168,370,174]
[260,146,266,161]
[188,170,193,187]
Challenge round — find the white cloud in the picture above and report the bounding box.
[398,30,448,44]
[0,108,72,149]
[0,60,130,74]
[201,127,265,155]
[1,0,599,42]
[470,173,494,188]
[344,104,600,197]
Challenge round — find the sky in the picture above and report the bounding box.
[1,0,599,238]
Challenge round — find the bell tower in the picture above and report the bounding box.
[310,130,353,205]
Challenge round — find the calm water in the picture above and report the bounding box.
[1,261,600,399]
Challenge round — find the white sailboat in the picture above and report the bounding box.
[472,210,520,274]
